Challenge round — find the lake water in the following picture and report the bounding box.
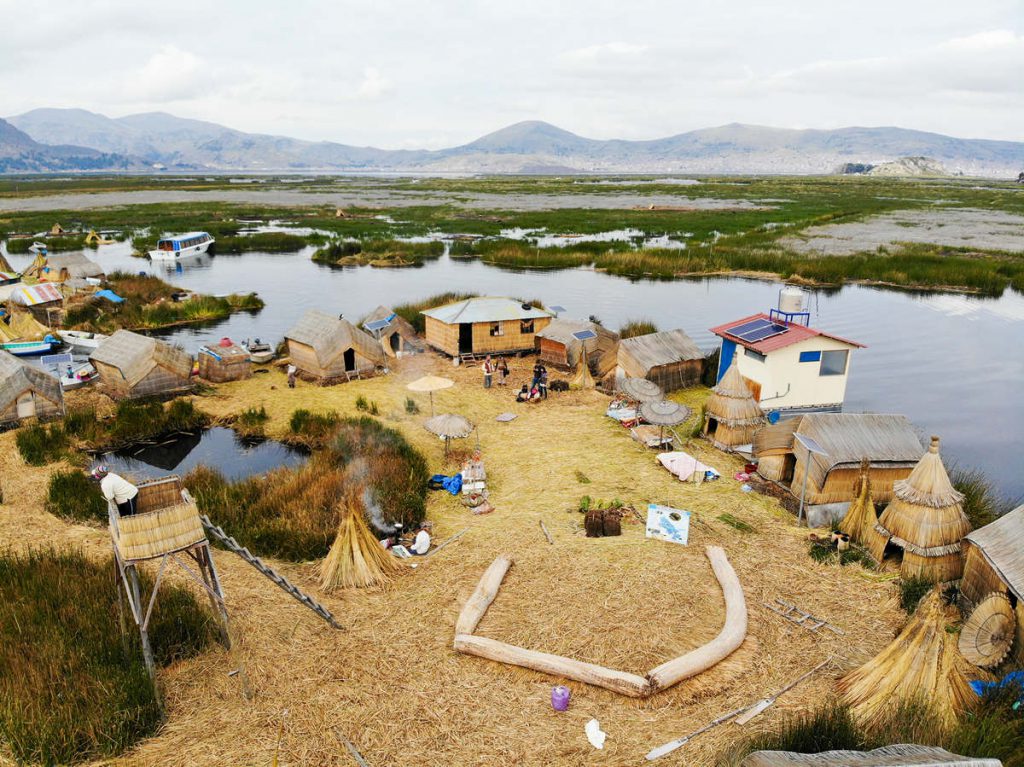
[6,243,1023,502]
[98,426,306,482]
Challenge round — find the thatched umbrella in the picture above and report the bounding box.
[424,413,475,456]
[838,590,976,727]
[703,359,766,448]
[407,375,454,416]
[873,436,971,583]
[639,400,691,445]
[619,377,663,403]
[958,592,1016,668]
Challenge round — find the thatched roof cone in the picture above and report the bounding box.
[958,592,1016,668]
[639,400,690,427]
[705,362,766,427]
[619,377,663,402]
[875,437,971,579]
[838,590,977,727]
[320,490,404,590]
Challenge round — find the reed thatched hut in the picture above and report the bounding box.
[960,504,1024,663]
[535,319,619,376]
[422,297,554,358]
[285,309,384,382]
[197,339,251,383]
[608,329,703,393]
[703,358,766,449]
[0,349,64,426]
[363,305,422,357]
[38,252,105,283]
[90,330,193,400]
[741,745,1001,766]
[8,282,64,324]
[870,436,971,583]
[753,413,924,506]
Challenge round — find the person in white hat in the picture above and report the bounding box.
[90,466,140,516]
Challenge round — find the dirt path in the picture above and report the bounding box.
[0,357,901,766]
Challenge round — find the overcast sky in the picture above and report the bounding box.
[2,0,1022,147]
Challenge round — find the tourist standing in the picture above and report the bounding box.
[496,358,509,385]
[287,363,297,388]
[482,355,494,388]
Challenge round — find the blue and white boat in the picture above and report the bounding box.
[1,334,61,356]
[149,231,215,261]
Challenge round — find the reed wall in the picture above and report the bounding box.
[901,550,964,584]
[959,543,1008,606]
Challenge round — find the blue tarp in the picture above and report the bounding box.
[429,473,463,495]
[970,670,1024,702]
[95,289,124,304]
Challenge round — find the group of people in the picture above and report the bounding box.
[379,521,433,556]
[481,355,550,402]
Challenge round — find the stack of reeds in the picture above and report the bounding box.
[703,359,766,448]
[320,489,404,590]
[117,501,206,562]
[838,589,976,727]
[841,459,885,558]
[870,436,971,582]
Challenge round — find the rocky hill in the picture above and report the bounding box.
[0,117,138,173]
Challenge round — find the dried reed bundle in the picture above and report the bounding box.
[875,437,972,581]
[958,592,1015,668]
[320,488,403,590]
[841,459,885,559]
[838,590,976,727]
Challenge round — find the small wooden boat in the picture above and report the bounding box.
[241,339,275,364]
[57,329,109,352]
[1,335,61,356]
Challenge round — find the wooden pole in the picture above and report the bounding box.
[455,555,512,635]
[647,546,747,691]
[127,565,157,684]
[455,634,651,698]
[539,520,554,545]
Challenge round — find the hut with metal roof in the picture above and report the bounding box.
[7,282,64,324]
[421,297,554,358]
[285,309,384,382]
[703,357,766,449]
[607,329,704,393]
[90,330,194,400]
[753,413,924,505]
[869,436,971,583]
[535,318,618,376]
[197,338,251,383]
[0,349,64,426]
[741,744,1001,766]
[960,504,1024,663]
[363,304,422,357]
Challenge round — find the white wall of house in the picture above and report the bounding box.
[732,335,856,411]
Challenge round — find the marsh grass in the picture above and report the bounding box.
[233,405,269,438]
[899,575,935,613]
[619,318,658,338]
[214,232,307,253]
[67,399,209,451]
[313,238,443,267]
[393,291,477,333]
[952,466,1011,529]
[46,469,107,523]
[288,408,340,445]
[0,548,215,765]
[15,423,70,465]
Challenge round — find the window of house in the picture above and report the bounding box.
[744,348,766,363]
[799,350,821,363]
[820,350,848,376]
[520,319,534,334]
[490,322,504,337]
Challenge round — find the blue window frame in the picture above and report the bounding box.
[799,350,821,363]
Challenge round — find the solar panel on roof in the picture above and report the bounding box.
[727,318,769,337]
[549,305,567,313]
[729,318,788,343]
[364,318,391,332]
[572,329,598,341]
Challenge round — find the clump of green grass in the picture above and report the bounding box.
[234,405,269,438]
[404,397,420,414]
[393,291,477,333]
[64,406,101,442]
[355,395,369,412]
[808,539,876,568]
[214,232,308,253]
[718,513,756,533]
[15,423,69,465]
[45,469,107,523]
[619,318,658,338]
[899,575,935,614]
[289,408,340,445]
[0,548,215,765]
[952,466,1008,529]
[92,399,208,448]
[313,238,443,267]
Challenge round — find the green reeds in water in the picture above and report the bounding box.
[619,318,659,339]
[393,291,478,333]
[0,549,215,765]
[15,423,69,466]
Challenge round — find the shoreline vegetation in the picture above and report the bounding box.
[0,175,1021,294]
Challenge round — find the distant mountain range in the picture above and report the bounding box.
[5,108,1024,176]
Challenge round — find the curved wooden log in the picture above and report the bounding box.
[646,545,747,691]
[454,633,652,698]
[454,555,512,636]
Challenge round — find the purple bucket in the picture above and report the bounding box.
[551,685,571,711]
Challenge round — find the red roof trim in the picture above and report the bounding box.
[709,313,865,354]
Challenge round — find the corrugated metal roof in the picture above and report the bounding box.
[965,504,1024,601]
[9,283,63,306]
[618,328,703,371]
[0,349,63,412]
[285,309,384,366]
[710,313,865,354]
[90,329,192,387]
[421,297,553,324]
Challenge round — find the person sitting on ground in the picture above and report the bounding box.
[90,466,140,517]
[516,384,530,402]
[409,521,433,555]
[529,384,542,402]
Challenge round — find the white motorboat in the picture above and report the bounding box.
[148,231,215,261]
[241,338,275,364]
[57,329,109,352]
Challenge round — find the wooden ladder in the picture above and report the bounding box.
[763,598,844,635]
[200,515,343,630]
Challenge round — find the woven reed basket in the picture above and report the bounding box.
[116,501,206,562]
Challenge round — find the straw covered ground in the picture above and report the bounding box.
[0,354,906,767]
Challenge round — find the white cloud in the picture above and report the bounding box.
[124,46,207,102]
[353,67,393,100]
